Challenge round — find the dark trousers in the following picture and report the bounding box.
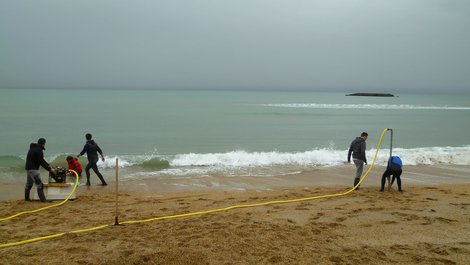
[85,161,106,185]
[381,168,402,191]
[25,170,46,202]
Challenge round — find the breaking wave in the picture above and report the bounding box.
[258,103,470,110]
[1,146,469,179]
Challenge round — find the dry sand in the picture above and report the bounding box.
[1,166,469,264]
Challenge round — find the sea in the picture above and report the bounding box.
[1,89,469,186]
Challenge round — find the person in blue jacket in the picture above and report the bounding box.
[381,156,403,192]
[77,133,107,186]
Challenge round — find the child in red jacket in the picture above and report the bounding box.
[66,156,82,178]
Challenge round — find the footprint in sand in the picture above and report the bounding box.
[325,222,345,228]
[329,256,343,263]
[392,212,420,221]
[439,189,451,194]
[309,212,324,221]
[350,208,363,214]
[366,207,384,211]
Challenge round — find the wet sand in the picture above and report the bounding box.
[1,165,469,264]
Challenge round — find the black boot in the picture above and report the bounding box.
[353,178,360,190]
[97,174,107,186]
[37,189,47,202]
[25,189,31,201]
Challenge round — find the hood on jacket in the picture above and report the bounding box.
[29,143,45,150]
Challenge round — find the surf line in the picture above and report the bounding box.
[0,128,390,249]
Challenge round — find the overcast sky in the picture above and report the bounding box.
[1,0,469,93]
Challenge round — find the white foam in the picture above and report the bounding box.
[83,146,470,180]
[258,103,470,110]
[171,146,470,168]
[389,146,470,166]
[97,156,133,168]
[171,149,345,168]
[96,152,165,169]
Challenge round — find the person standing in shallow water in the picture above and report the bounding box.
[77,133,107,186]
[347,132,368,190]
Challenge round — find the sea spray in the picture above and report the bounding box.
[1,146,469,181]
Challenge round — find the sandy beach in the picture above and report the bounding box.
[1,165,469,264]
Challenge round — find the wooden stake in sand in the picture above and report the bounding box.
[387,128,393,190]
[114,158,119,225]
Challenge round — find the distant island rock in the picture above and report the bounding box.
[346,93,395,97]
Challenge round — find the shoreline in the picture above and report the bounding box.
[1,181,469,264]
[1,165,469,201]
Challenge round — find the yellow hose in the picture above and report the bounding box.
[0,170,80,222]
[0,128,390,248]
[122,128,389,224]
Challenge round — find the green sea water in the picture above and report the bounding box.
[1,89,469,155]
[0,88,469,183]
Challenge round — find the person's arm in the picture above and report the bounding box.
[96,145,105,162]
[77,144,87,158]
[39,152,52,172]
[347,142,353,163]
[361,142,367,164]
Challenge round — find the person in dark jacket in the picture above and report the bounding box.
[347,132,368,190]
[381,156,403,192]
[25,138,56,202]
[77,133,106,186]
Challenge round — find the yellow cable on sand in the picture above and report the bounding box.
[0,225,110,248]
[122,128,390,224]
[0,129,390,249]
[0,170,80,222]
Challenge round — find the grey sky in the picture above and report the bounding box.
[1,0,469,93]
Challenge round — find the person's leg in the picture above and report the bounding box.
[31,170,46,202]
[25,170,34,201]
[91,162,107,185]
[85,162,92,185]
[353,159,363,189]
[380,171,388,191]
[395,169,403,191]
[380,169,392,191]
